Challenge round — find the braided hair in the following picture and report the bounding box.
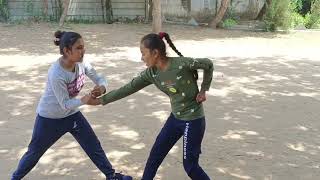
[141,32,198,80]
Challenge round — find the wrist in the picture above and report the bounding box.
[100,86,106,94]
[99,97,104,105]
[80,96,87,104]
[200,89,207,93]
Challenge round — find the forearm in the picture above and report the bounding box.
[85,60,107,87]
[101,86,140,105]
[201,69,213,91]
[101,78,150,105]
[196,58,214,91]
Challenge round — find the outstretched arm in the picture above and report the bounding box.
[100,72,152,105]
[87,69,153,106]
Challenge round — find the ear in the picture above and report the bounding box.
[152,49,160,58]
[63,47,71,56]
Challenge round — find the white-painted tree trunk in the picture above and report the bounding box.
[152,0,162,33]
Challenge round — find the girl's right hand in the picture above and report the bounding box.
[80,94,91,104]
[196,90,207,103]
[83,94,102,105]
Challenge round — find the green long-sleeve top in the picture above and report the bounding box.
[101,57,214,121]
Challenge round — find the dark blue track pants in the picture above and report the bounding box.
[142,113,210,180]
[11,112,114,180]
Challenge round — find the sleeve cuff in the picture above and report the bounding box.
[76,99,84,107]
[101,95,107,105]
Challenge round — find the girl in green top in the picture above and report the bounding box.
[88,32,213,180]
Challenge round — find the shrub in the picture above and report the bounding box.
[222,18,237,28]
[264,0,293,31]
[305,0,320,28]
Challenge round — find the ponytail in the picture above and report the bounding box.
[158,32,183,57]
[158,32,198,80]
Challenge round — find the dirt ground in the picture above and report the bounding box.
[0,23,320,180]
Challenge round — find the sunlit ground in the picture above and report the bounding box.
[0,23,320,180]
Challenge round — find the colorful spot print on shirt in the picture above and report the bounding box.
[67,73,85,97]
[162,80,178,94]
[190,59,199,67]
[169,87,177,93]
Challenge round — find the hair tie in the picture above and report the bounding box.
[158,32,166,39]
[54,38,60,43]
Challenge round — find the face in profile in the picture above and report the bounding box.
[65,38,85,63]
[140,43,158,68]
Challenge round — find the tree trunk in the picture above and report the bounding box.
[256,0,272,20]
[146,0,152,22]
[210,0,230,28]
[59,0,71,27]
[105,0,113,23]
[152,0,162,33]
[43,0,48,16]
[101,0,105,23]
[267,0,272,5]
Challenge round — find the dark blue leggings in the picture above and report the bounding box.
[142,113,210,180]
[11,112,114,180]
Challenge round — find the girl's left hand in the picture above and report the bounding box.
[91,85,106,98]
[196,91,207,103]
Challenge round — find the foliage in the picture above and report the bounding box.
[0,0,9,21]
[264,0,293,31]
[291,0,313,15]
[222,18,237,28]
[305,0,320,28]
[291,11,306,27]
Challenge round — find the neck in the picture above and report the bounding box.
[156,57,169,71]
[60,56,76,72]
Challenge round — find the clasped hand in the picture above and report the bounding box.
[81,85,105,105]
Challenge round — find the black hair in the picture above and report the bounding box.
[54,31,82,55]
[141,32,198,79]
